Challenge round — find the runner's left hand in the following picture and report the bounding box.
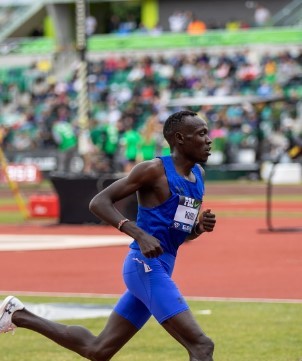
[199,209,216,232]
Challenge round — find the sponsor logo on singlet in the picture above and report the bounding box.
[171,196,201,233]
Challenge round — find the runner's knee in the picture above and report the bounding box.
[87,340,115,361]
[191,335,214,360]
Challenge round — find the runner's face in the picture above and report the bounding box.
[181,116,212,163]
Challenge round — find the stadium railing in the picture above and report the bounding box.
[1,27,302,57]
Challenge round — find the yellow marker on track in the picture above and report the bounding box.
[0,146,29,219]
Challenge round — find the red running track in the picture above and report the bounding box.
[0,216,301,300]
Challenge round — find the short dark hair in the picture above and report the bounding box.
[163,110,197,144]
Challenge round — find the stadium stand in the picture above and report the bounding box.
[1,47,301,175]
[0,1,302,179]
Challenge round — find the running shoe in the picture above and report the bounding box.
[0,296,24,334]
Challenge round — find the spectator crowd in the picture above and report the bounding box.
[0,46,302,174]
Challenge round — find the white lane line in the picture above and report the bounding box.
[0,234,131,251]
[25,303,114,320]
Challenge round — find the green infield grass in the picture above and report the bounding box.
[0,295,301,361]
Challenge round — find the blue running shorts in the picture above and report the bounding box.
[114,249,189,329]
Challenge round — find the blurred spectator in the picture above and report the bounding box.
[168,10,189,33]
[108,14,120,33]
[135,22,148,34]
[138,113,158,161]
[149,22,163,36]
[117,14,137,35]
[257,81,273,97]
[267,123,289,160]
[77,127,96,174]
[88,119,109,172]
[225,18,242,31]
[210,120,228,146]
[86,15,97,36]
[263,58,277,84]
[254,4,271,27]
[187,15,207,35]
[209,120,228,163]
[51,104,77,173]
[90,118,120,172]
[120,122,142,172]
[31,76,50,101]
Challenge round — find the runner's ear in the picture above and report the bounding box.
[175,132,184,144]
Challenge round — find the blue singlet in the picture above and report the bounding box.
[114,155,205,328]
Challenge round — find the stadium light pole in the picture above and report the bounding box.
[76,0,90,157]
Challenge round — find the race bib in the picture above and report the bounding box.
[171,196,201,233]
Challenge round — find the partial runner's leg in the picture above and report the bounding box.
[13,308,139,361]
[121,250,214,360]
[161,309,214,361]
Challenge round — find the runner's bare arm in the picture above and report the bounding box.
[89,160,164,258]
